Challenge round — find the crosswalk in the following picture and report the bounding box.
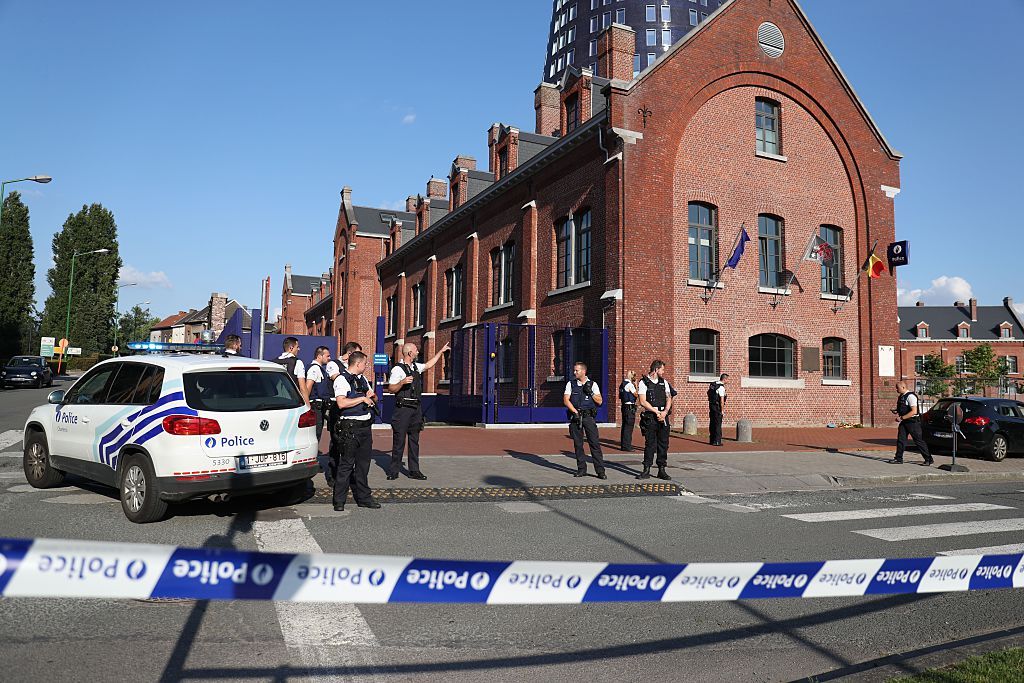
[0,429,22,451]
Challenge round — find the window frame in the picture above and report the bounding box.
[756,97,781,155]
[688,202,718,282]
[689,329,718,377]
[661,4,671,22]
[749,333,796,379]
[689,8,698,25]
[819,224,844,295]
[565,93,580,132]
[491,243,515,306]
[645,4,656,22]
[411,282,427,328]
[555,209,593,289]
[822,338,845,380]
[757,214,784,288]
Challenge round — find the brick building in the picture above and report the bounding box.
[900,297,1024,396]
[376,0,904,427]
[279,264,328,335]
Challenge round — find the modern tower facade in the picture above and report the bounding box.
[544,0,725,82]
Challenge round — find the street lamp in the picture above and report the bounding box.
[58,247,110,374]
[0,175,52,233]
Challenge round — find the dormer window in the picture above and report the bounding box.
[957,323,970,339]
[999,323,1013,339]
[565,94,579,132]
[916,323,929,339]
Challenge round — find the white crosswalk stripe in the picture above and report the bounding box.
[783,503,1013,523]
[939,543,1024,556]
[0,430,23,451]
[854,518,1024,542]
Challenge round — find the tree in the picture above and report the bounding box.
[40,204,121,355]
[0,191,35,358]
[959,343,1006,396]
[919,354,955,400]
[117,305,159,348]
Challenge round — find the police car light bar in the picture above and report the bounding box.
[127,341,226,353]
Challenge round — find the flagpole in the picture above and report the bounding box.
[718,221,746,284]
[703,222,745,304]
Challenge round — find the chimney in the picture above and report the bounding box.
[598,23,636,83]
[453,155,476,171]
[390,219,403,249]
[969,298,978,322]
[915,301,925,307]
[1005,296,1016,311]
[488,124,501,173]
[209,292,228,334]
[534,82,561,137]
[405,195,417,213]
[426,177,447,199]
[340,186,352,207]
[954,300,965,308]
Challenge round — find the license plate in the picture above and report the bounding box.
[933,432,953,439]
[237,452,288,471]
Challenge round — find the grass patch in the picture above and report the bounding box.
[888,647,1024,682]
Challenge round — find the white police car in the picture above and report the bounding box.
[22,354,319,523]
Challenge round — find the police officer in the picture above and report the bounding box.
[708,373,728,446]
[331,341,362,378]
[274,337,308,403]
[636,360,673,480]
[387,341,449,480]
[304,345,335,485]
[331,351,381,511]
[889,380,934,466]
[222,334,242,356]
[564,361,606,479]
[619,370,638,451]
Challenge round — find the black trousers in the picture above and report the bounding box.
[895,418,931,461]
[620,404,637,450]
[709,408,723,445]
[570,413,605,474]
[642,415,670,468]
[314,401,334,484]
[333,420,373,506]
[390,405,422,475]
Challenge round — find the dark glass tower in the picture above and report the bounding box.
[544,0,726,83]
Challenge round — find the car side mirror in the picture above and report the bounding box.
[47,390,65,405]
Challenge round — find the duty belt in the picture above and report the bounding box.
[396,398,421,408]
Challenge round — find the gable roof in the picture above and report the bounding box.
[352,205,416,237]
[288,274,323,297]
[151,311,188,331]
[899,302,1024,341]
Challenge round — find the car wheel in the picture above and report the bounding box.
[23,432,66,488]
[36,377,43,389]
[987,434,1009,462]
[119,454,168,524]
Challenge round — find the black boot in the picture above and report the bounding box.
[657,467,671,480]
[636,467,651,480]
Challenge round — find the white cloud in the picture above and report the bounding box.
[897,275,974,306]
[401,113,416,125]
[119,265,172,289]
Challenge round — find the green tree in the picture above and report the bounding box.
[0,191,35,358]
[117,305,159,348]
[919,353,955,400]
[959,343,1007,396]
[40,204,121,355]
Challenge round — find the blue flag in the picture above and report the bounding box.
[725,227,750,270]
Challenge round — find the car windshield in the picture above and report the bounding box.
[183,370,303,413]
[8,357,42,367]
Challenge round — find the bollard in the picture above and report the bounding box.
[736,419,753,443]
[683,413,698,435]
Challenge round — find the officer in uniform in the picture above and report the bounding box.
[889,380,934,466]
[304,345,335,485]
[222,335,242,356]
[619,370,638,451]
[274,337,308,403]
[636,360,673,480]
[330,351,381,511]
[563,361,606,478]
[387,341,449,480]
[708,373,728,446]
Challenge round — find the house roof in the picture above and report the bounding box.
[899,301,1024,341]
[151,311,188,331]
[177,307,209,325]
[288,274,323,297]
[352,205,416,237]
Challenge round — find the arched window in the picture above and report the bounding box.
[555,209,592,289]
[749,334,795,378]
[688,203,718,282]
[689,329,718,376]
[758,214,784,287]
[822,338,845,379]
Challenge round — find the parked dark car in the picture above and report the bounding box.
[0,356,53,389]
[921,397,1024,462]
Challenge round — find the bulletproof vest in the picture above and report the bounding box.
[395,363,422,400]
[569,380,597,411]
[273,355,299,386]
[642,376,668,409]
[308,362,334,401]
[708,382,723,411]
[338,370,372,418]
[896,392,917,417]
[619,380,636,404]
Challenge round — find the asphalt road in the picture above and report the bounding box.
[1,383,1023,682]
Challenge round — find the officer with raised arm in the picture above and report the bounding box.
[564,361,606,479]
[331,351,380,511]
[387,341,450,480]
[636,359,673,480]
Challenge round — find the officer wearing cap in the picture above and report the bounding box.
[708,373,728,447]
[564,361,606,479]
[331,351,381,511]
[636,359,673,480]
[387,341,449,480]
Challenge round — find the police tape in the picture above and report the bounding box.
[0,537,1022,603]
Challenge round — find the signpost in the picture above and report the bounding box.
[66,347,82,356]
[373,353,390,368]
[939,402,969,473]
[39,337,55,358]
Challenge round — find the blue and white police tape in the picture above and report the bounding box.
[0,537,1022,603]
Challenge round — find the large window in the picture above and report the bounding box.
[820,225,844,294]
[566,94,579,132]
[689,329,718,376]
[689,9,698,25]
[749,334,795,378]
[955,355,967,374]
[555,209,592,289]
[1003,356,1019,374]
[646,4,656,22]
[661,4,671,22]
[662,29,671,47]
[615,8,625,23]
[914,355,925,374]
[411,282,427,328]
[491,243,515,306]
[688,202,717,281]
[756,98,780,155]
[445,264,464,319]
[758,214,784,287]
[822,338,844,379]
[386,294,397,336]
[646,29,657,46]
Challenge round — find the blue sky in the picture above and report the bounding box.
[2,0,1022,324]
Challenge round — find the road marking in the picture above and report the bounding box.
[6,485,40,493]
[906,493,956,500]
[854,518,1024,542]
[0,430,22,451]
[783,503,1012,523]
[253,518,380,681]
[1,452,21,458]
[939,543,1024,556]
[711,503,760,513]
[496,501,549,514]
[668,492,720,504]
[41,493,118,504]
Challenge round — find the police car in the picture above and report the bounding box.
[22,351,319,523]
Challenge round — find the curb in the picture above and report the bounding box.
[834,471,1024,488]
[309,482,682,504]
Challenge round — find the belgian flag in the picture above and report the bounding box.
[861,250,886,279]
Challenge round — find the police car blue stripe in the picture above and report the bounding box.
[95,391,187,456]
[2,538,1023,603]
[99,403,196,467]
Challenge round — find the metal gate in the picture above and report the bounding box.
[449,323,608,424]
